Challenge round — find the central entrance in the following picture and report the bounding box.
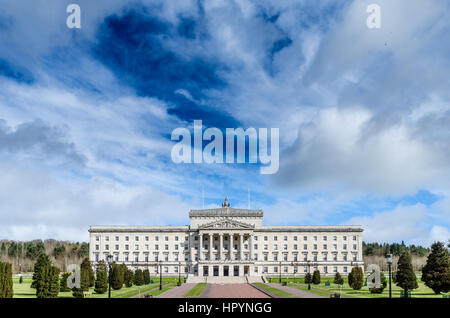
[203,266,208,276]
[224,266,229,276]
[233,266,239,276]
[213,266,219,276]
[244,266,249,275]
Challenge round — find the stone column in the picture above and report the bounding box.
[209,233,213,261]
[239,234,243,261]
[249,234,253,261]
[199,233,203,261]
[219,233,224,261]
[230,234,234,261]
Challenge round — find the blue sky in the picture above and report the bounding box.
[0,0,449,246]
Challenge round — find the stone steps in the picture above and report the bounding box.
[186,276,265,284]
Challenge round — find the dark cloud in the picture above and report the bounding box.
[94,8,239,128]
[0,119,87,167]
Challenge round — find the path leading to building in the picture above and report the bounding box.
[267,283,327,298]
[200,283,270,298]
[155,283,196,298]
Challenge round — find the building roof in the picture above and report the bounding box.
[189,207,263,217]
[89,225,189,232]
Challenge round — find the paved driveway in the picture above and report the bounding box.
[200,283,270,298]
[267,283,327,298]
[155,283,196,298]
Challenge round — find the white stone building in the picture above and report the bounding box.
[89,198,363,279]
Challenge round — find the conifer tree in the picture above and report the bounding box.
[94,260,108,294]
[80,258,95,287]
[312,270,321,284]
[124,268,134,288]
[134,269,144,286]
[73,259,91,298]
[396,251,418,296]
[304,273,312,284]
[49,266,60,298]
[348,267,363,290]
[333,272,344,285]
[421,242,450,294]
[33,254,52,298]
[60,272,72,292]
[111,263,124,290]
[143,269,150,285]
[0,262,14,298]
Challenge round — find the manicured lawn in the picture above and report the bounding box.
[12,277,173,298]
[253,283,295,298]
[184,283,207,297]
[267,274,449,298]
[287,280,448,298]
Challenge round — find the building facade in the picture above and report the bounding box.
[89,199,364,277]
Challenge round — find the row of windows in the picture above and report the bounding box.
[96,235,189,242]
[95,234,359,242]
[95,242,358,252]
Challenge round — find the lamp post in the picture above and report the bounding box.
[293,263,297,284]
[178,262,181,286]
[106,254,113,299]
[387,254,393,299]
[279,261,282,284]
[307,260,311,290]
[159,260,162,290]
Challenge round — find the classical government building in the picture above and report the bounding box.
[89,199,363,281]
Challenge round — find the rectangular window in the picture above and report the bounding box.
[105,236,109,241]
[135,236,139,241]
[135,244,139,250]
[115,236,119,241]
[105,244,109,250]
[125,244,129,251]
[125,236,129,241]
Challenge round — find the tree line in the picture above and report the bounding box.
[363,241,430,257]
[0,240,89,273]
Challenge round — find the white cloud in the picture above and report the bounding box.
[345,204,429,243]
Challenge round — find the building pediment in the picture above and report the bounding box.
[198,218,255,230]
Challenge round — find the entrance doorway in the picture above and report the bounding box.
[213,266,219,276]
[244,266,249,275]
[203,266,208,276]
[224,266,229,276]
[233,266,239,276]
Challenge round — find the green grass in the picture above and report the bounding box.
[184,283,207,298]
[254,283,295,298]
[285,279,449,299]
[12,277,175,298]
